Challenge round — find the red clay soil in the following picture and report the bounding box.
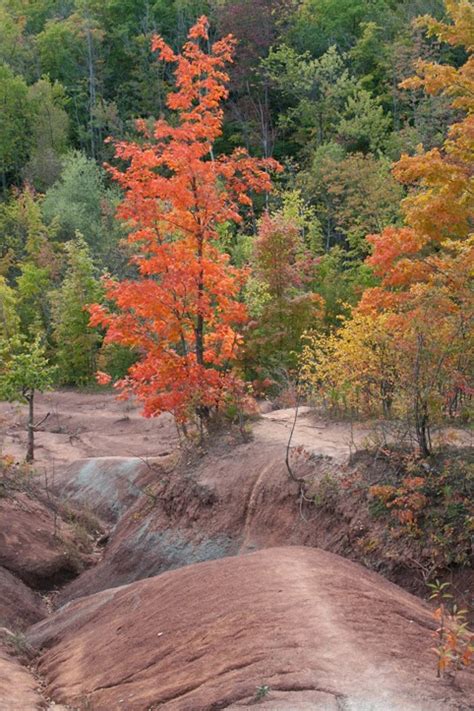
[0,489,94,590]
[0,644,45,711]
[57,439,321,601]
[1,392,472,710]
[51,405,472,604]
[56,431,396,603]
[28,547,474,711]
[0,566,47,631]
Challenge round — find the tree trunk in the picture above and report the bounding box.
[26,389,35,463]
[416,406,431,458]
[195,226,204,367]
[413,334,431,457]
[195,257,204,367]
[195,308,204,366]
[381,380,393,417]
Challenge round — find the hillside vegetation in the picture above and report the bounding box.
[0,0,472,451]
[0,2,473,704]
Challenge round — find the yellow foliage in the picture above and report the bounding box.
[300,311,397,415]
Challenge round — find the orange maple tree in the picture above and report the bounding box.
[90,17,280,423]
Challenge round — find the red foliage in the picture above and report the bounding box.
[89,17,280,422]
[254,212,316,297]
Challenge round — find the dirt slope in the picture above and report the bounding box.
[28,547,473,711]
[0,645,44,711]
[57,438,328,601]
[53,406,473,603]
[0,567,47,630]
[0,488,95,590]
[0,394,372,602]
[57,456,156,523]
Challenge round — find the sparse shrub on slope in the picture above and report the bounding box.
[305,448,474,590]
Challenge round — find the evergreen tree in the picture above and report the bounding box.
[42,151,124,272]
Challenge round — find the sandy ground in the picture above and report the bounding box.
[256,406,472,462]
[1,391,470,475]
[255,406,373,461]
[0,390,178,474]
[0,391,376,474]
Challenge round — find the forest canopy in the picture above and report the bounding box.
[0,0,472,455]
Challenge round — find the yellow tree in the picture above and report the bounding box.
[362,0,474,454]
[300,311,397,417]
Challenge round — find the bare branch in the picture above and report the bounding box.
[33,412,50,431]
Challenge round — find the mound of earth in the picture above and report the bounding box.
[0,644,44,711]
[0,488,97,589]
[0,567,47,631]
[57,456,160,523]
[28,547,473,710]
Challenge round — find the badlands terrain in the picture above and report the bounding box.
[0,390,472,710]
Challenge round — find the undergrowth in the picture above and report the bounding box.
[366,449,473,570]
[0,455,34,497]
[306,447,473,586]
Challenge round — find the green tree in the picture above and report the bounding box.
[288,0,394,56]
[0,188,61,282]
[336,87,391,153]
[263,44,390,155]
[0,276,19,339]
[16,262,53,339]
[42,151,124,271]
[50,234,102,385]
[0,5,34,77]
[37,13,103,155]
[243,205,324,382]
[0,336,56,462]
[263,44,355,151]
[310,247,375,328]
[349,22,390,95]
[300,145,403,255]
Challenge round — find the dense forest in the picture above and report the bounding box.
[0,0,472,456]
